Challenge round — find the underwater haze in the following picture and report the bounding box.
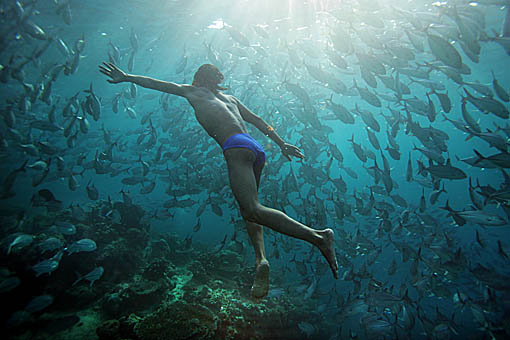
[1,0,510,339]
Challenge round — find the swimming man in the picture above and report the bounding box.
[99,62,338,299]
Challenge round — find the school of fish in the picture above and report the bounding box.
[1,0,510,339]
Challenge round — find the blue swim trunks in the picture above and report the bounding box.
[222,133,266,168]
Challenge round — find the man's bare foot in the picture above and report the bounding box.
[318,229,338,279]
[251,259,270,300]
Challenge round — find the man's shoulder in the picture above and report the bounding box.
[183,85,212,98]
[181,84,198,92]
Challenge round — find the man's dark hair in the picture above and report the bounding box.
[192,64,227,91]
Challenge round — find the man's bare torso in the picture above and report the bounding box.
[185,87,249,146]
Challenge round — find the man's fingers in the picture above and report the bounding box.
[289,145,301,153]
[292,151,304,159]
[99,64,112,74]
[99,62,120,84]
[102,62,112,71]
[99,69,111,77]
[289,146,304,159]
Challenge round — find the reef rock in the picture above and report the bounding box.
[102,279,169,318]
[96,319,120,340]
[134,301,218,340]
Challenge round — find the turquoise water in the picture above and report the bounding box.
[1,0,510,339]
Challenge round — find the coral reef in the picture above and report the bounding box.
[3,201,334,340]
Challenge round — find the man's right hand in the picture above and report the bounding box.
[99,62,128,84]
[281,143,305,161]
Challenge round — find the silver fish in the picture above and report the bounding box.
[72,266,104,287]
[419,159,467,180]
[25,295,54,313]
[32,259,59,277]
[0,276,20,293]
[7,234,33,255]
[65,239,97,255]
[38,237,64,253]
[441,201,507,226]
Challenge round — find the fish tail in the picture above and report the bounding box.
[472,149,486,165]
[72,271,83,286]
[402,288,413,306]
[83,82,92,94]
[463,88,474,99]
[498,240,508,259]
[416,160,425,175]
[77,168,85,178]
[441,183,447,194]
[18,160,28,173]
[465,133,475,142]
[483,195,491,207]
[440,200,452,212]
[440,114,450,123]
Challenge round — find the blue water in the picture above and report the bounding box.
[1,0,510,339]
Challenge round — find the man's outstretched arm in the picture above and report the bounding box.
[99,62,191,97]
[235,99,305,161]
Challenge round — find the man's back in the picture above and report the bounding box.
[184,87,248,146]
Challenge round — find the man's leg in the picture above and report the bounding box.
[246,221,269,299]
[224,148,338,279]
[249,159,266,265]
[247,160,269,299]
[246,223,265,264]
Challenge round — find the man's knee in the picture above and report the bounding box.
[241,203,263,224]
